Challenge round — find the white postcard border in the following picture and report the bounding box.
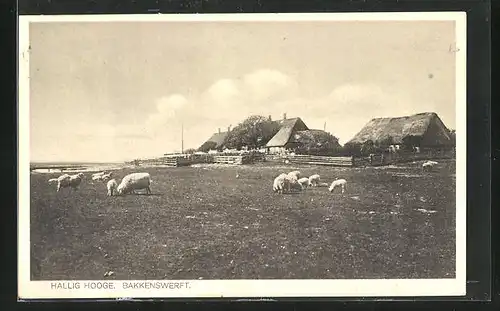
[18,12,467,299]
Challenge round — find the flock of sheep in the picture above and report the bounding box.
[48,171,153,196]
[272,160,438,195]
[272,170,347,195]
[47,159,439,198]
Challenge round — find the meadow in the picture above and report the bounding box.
[29,160,456,280]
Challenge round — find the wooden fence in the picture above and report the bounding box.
[163,157,192,167]
[213,155,252,165]
[283,154,354,167]
[352,149,455,167]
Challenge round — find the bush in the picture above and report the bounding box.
[293,131,342,156]
[224,115,280,150]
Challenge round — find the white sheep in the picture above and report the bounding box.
[114,172,152,195]
[329,178,347,194]
[92,171,106,178]
[426,160,438,165]
[57,173,84,192]
[422,161,436,172]
[308,174,321,187]
[273,173,289,194]
[51,174,70,188]
[297,177,311,189]
[106,179,118,196]
[101,172,113,182]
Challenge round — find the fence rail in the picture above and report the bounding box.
[352,149,455,167]
[283,155,354,167]
[213,155,252,165]
[163,157,192,167]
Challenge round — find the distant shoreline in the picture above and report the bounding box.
[29,162,129,174]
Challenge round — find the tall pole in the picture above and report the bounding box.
[324,122,326,131]
[181,122,184,154]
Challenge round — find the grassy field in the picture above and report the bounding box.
[30,160,456,280]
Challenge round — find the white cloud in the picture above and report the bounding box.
[242,69,298,103]
[35,69,435,162]
[138,71,423,150]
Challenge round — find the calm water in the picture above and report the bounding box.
[30,162,127,174]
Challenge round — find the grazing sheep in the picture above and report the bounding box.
[329,178,347,194]
[106,179,118,196]
[422,161,436,172]
[92,172,113,182]
[101,172,113,182]
[92,175,103,181]
[115,172,152,195]
[48,178,58,184]
[297,177,311,189]
[92,171,106,180]
[51,174,70,189]
[273,173,289,194]
[57,173,84,192]
[426,160,438,165]
[308,174,321,187]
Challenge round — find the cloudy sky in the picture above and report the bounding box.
[29,19,457,163]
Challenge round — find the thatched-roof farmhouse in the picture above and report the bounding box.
[265,115,309,154]
[347,112,454,150]
[200,113,340,154]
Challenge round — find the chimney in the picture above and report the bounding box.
[228,124,231,132]
[283,113,287,120]
[218,128,221,133]
[268,115,272,121]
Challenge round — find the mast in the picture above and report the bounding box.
[181,122,184,154]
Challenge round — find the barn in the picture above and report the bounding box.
[346,112,454,151]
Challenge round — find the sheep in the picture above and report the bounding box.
[57,173,84,192]
[308,174,321,187]
[298,177,311,189]
[426,160,438,165]
[92,172,113,182]
[273,173,289,194]
[115,172,152,195]
[51,174,70,188]
[329,178,347,194]
[101,172,113,181]
[92,171,106,178]
[106,179,118,196]
[422,161,436,172]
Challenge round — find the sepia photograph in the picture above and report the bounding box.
[18,12,467,299]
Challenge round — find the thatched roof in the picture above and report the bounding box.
[265,118,309,147]
[202,131,229,149]
[347,112,452,146]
